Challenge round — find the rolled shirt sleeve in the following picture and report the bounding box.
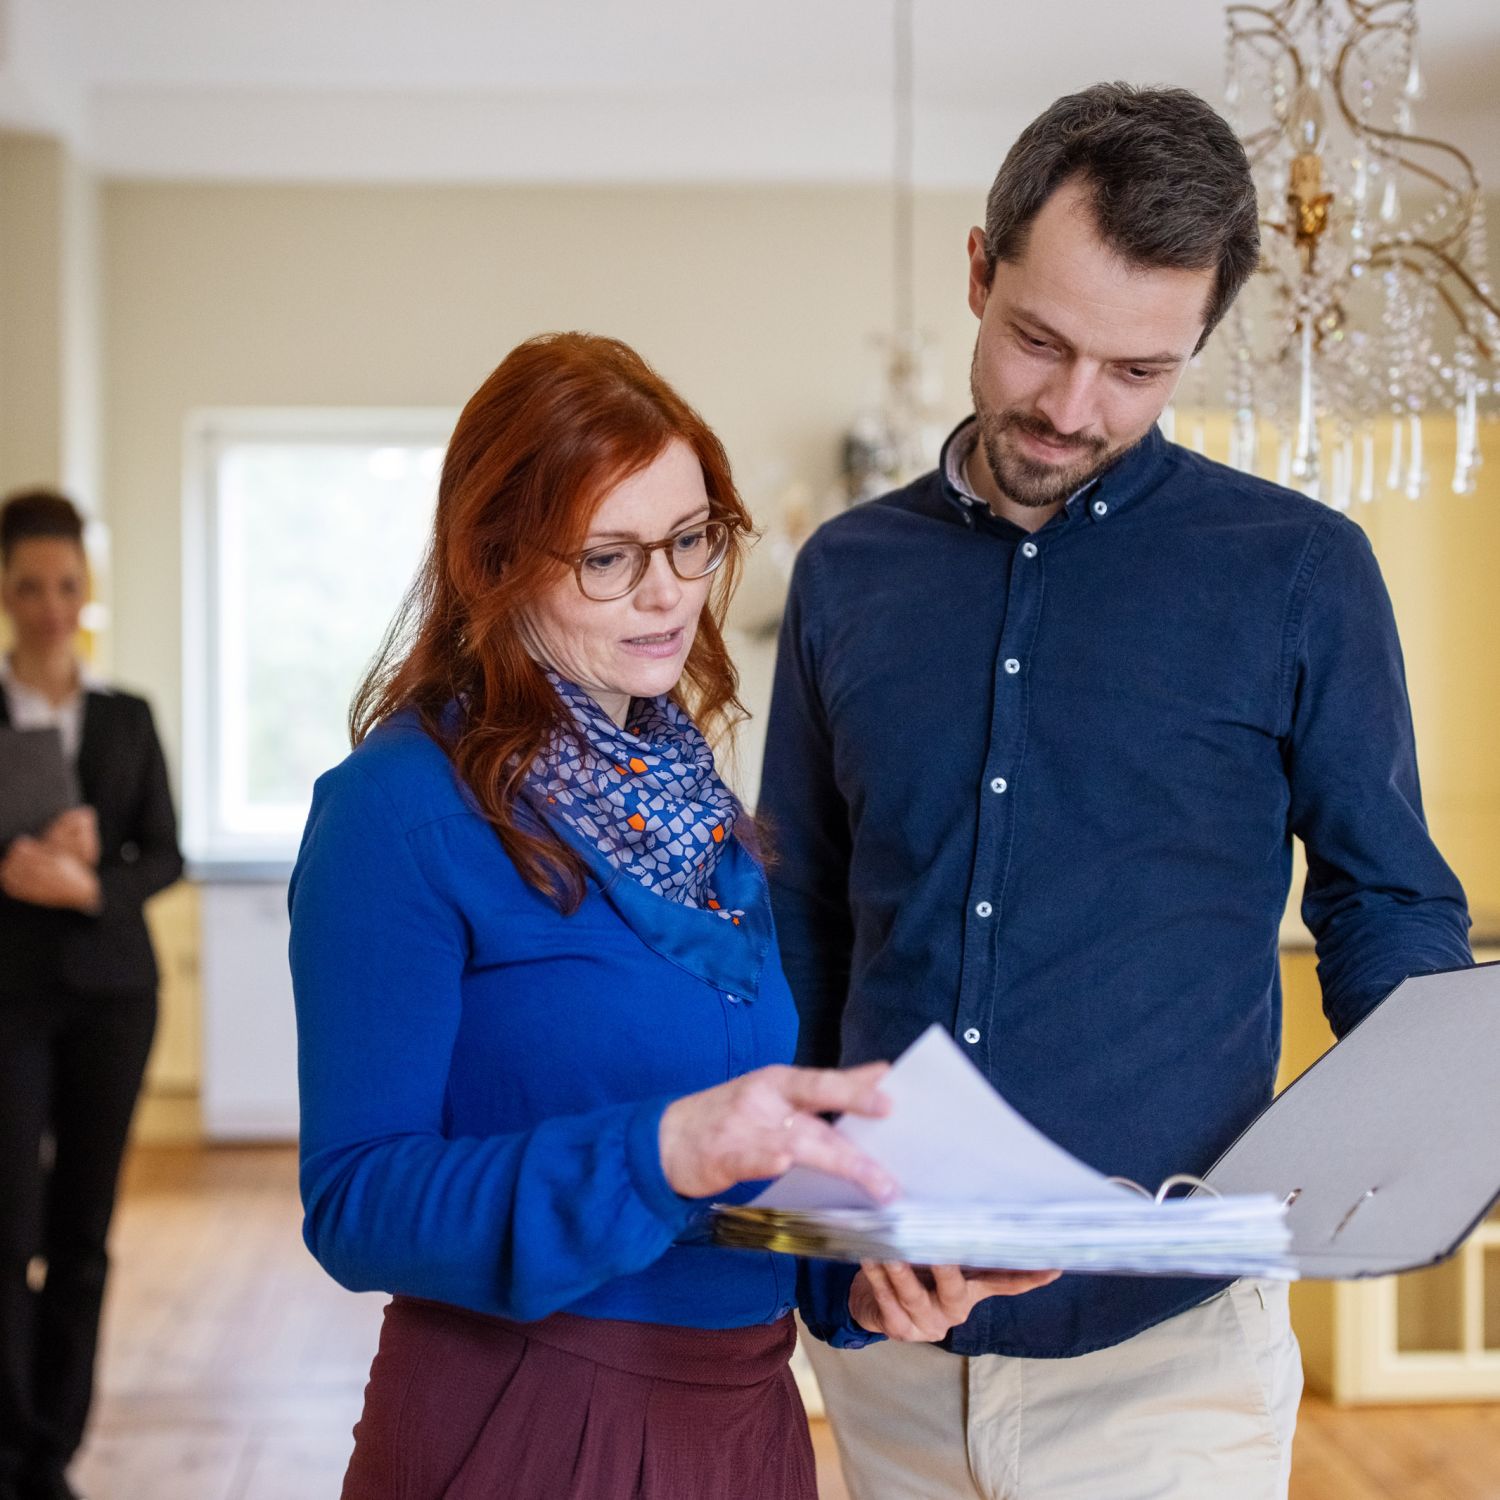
[1286,520,1472,1036]
[796,1258,885,1349]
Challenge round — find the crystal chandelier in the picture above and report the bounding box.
[1221,0,1500,505]
[841,0,944,504]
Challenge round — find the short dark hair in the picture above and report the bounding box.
[981,83,1260,350]
[0,488,86,567]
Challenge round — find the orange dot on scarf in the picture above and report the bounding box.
[627,812,647,832]
[629,757,648,774]
[711,824,724,843]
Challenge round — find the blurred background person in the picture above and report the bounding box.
[0,490,183,1500]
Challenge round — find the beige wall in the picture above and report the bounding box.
[59,141,102,515]
[0,133,67,493]
[0,132,100,503]
[101,180,987,773]
[0,130,103,661]
[95,176,1500,918]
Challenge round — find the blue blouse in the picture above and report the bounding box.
[289,712,864,1344]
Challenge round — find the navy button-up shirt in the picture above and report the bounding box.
[761,419,1471,1358]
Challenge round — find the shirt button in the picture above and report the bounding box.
[1003,658,1021,675]
[963,1027,981,1045]
[974,901,993,918]
[1021,541,1038,558]
[1092,498,1109,517]
[990,777,1008,794]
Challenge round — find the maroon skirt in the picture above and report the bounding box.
[340,1297,817,1500]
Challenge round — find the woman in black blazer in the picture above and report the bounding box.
[0,490,183,1500]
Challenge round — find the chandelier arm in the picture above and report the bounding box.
[1225,2,1302,38]
[1227,5,1307,173]
[1331,22,1478,200]
[1364,252,1495,360]
[1242,124,1288,164]
[1366,239,1500,327]
[1432,288,1494,363]
[1361,130,1476,198]
[1226,5,1306,89]
[1344,0,1413,24]
[1331,3,1485,305]
[1414,212,1476,260]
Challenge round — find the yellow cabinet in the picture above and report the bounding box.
[136,880,203,1143]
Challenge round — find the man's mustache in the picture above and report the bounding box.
[998,411,1108,457]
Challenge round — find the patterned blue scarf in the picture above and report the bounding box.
[529,670,743,919]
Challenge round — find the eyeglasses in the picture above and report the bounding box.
[552,519,732,602]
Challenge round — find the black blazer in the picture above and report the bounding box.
[0,686,184,998]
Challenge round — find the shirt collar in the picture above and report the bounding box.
[940,417,992,512]
[938,416,1171,530]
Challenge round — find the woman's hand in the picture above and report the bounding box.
[849,1261,1061,1342]
[42,806,101,867]
[659,1062,896,1202]
[0,836,102,911]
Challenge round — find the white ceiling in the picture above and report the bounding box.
[1,0,1497,186]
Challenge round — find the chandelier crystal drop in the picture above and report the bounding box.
[1221,0,1500,506]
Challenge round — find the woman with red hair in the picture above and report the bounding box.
[289,333,1052,1499]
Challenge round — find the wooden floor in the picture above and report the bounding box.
[66,1145,1500,1499]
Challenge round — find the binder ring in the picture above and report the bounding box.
[1106,1173,1222,1203]
[1154,1173,1221,1203]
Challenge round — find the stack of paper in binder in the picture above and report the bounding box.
[714,965,1500,1282]
[713,1024,1293,1279]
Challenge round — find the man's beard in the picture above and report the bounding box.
[971,365,1119,510]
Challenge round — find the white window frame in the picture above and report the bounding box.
[181,407,457,867]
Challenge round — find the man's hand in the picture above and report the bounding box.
[0,836,102,912]
[42,806,101,867]
[849,1261,1061,1342]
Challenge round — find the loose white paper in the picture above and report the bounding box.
[728,1025,1292,1279]
[752,1024,1128,1211]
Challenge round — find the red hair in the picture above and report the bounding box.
[351,332,754,911]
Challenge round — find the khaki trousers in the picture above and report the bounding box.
[803,1281,1303,1500]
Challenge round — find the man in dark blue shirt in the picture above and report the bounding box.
[762,83,1470,1499]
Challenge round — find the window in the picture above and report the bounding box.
[184,409,456,863]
